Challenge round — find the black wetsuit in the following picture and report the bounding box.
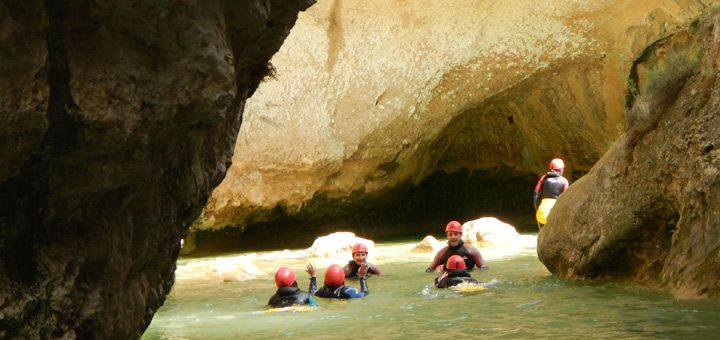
[345,261,381,278]
[426,240,485,272]
[314,277,369,299]
[267,278,318,307]
[435,269,479,288]
[533,171,569,208]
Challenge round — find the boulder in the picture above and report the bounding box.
[462,217,521,247]
[305,232,375,259]
[411,235,444,253]
[538,14,720,298]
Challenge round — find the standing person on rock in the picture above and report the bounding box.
[426,221,487,273]
[533,158,570,227]
[344,242,383,278]
[267,264,318,308]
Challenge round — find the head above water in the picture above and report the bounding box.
[352,243,368,265]
[446,255,467,270]
[352,242,368,255]
[324,264,345,288]
[274,267,296,288]
[445,220,463,246]
[445,220,462,233]
[549,158,565,172]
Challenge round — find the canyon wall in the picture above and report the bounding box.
[197,0,715,238]
[0,0,313,337]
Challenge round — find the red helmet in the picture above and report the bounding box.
[274,267,296,288]
[549,158,565,170]
[352,242,368,254]
[324,264,345,287]
[445,220,462,233]
[446,255,467,270]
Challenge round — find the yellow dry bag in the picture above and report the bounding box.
[536,198,557,225]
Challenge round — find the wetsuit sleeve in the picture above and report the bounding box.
[470,246,487,270]
[267,294,279,307]
[534,175,545,192]
[359,277,369,296]
[426,247,447,272]
[533,175,545,209]
[308,277,318,295]
[561,177,569,192]
[368,263,383,275]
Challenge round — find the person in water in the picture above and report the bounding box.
[426,220,487,273]
[435,255,479,288]
[314,264,369,299]
[533,158,570,227]
[344,242,383,278]
[267,264,318,308]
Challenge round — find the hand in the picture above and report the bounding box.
[435,264,445,273]
[306,263,316,277]
[358,263,368,277]
[437,271,449,282]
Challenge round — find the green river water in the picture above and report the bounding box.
[143,236,720,339]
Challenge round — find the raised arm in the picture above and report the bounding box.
[533,175,546,209]
[306,264,318,294]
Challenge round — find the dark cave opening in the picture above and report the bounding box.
[190,167,538,254]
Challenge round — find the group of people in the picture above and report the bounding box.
[268,158,569,308]
[268,221,487,308]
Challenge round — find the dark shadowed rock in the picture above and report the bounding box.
[0,0,314,337]
[538,13,720,299]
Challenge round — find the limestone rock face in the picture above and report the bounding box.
[0,0,313,337]
[199,0,713,232]
[538,14,720,299]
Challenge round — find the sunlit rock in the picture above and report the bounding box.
[462,217,521,247]
[176,256,266,283]
[411,235,444,253]
[198,0,710,234]
[258,249,307,261]
[305,232,375,259]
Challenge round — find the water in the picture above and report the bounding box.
[143,237,720,339]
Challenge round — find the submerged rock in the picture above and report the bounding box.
[176,256,266,283]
